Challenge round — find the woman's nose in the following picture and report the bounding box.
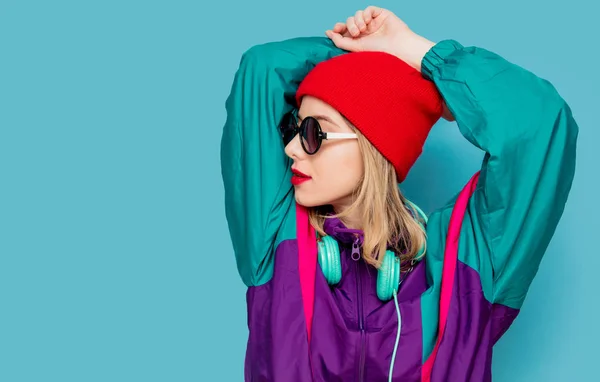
[284,133,304,160]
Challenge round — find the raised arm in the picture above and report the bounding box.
[221,37,343,286]
[421,39,578,307]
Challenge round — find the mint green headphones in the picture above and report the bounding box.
[317,200,428,301]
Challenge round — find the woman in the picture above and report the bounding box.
[221,6,578,381]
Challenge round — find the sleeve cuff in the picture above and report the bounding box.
[421,39,464,81]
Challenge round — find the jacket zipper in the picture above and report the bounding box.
[352,237,366,382]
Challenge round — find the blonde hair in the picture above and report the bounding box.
[308,123,427,271]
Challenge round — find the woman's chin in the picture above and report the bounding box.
[294,192,322,208]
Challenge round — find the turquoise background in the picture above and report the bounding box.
[1,0,597,380]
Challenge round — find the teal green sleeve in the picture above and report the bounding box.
[421,40,578,308]
[220,37,344,287]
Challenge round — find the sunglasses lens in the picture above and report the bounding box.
[279,112,297,146]
[301,117,320,154]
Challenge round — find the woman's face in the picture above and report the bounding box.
[284,96,364,209]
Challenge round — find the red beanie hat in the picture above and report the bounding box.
[295,51,443,182]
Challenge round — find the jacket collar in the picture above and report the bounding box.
[320,214,409,256]
[322,215,364,245]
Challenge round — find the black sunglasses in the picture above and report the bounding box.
[278,111,357,155]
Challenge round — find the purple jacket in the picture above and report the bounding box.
[220,38,578,381]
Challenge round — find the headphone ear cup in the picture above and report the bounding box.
[317,235,342,285]
[377,250,401,301]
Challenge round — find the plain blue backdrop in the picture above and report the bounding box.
[1,0,597,381]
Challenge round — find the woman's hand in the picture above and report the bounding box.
[325,7,411,54]
[326,6,454,121]
[325,6,434,72]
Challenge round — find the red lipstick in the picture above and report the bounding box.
[291,168,311,186]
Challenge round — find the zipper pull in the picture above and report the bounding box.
[351,237,361,261]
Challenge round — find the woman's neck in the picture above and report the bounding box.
[332,202,362,230]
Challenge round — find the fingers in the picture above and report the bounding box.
[327,6,386,43]
[325,30,360,52]
[336,6,383,37]
[355,10,366,32]
[363,5,383,21]
[333,22,347,34]
[346,16,360,37]
[332,22,351,38]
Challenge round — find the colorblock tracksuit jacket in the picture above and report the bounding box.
[220,37,578,381]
